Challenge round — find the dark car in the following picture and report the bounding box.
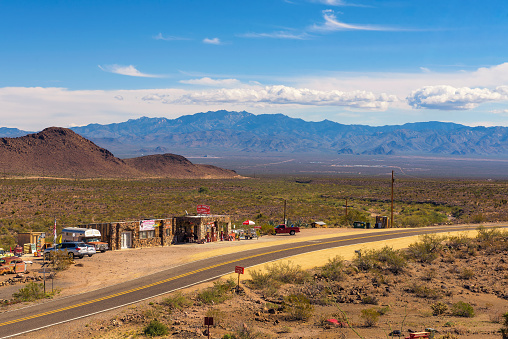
[44,242,89,260]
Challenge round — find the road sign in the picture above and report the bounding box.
[235,266,244,274]
[197,204,210,214]
[204,317,214,326]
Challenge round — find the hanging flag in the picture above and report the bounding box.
[53,217,57,246]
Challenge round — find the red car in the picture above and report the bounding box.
[0,257,27,275]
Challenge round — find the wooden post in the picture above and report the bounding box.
[391,170,394,228]
[283,199,287,225]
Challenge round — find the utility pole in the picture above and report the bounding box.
[283,199,287,225]
[391,170,394,228]
[345,198,348,217]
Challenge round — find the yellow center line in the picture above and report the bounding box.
[0,225,484,327]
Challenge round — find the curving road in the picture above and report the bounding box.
[0,224,506,338]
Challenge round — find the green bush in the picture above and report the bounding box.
[143,319,169,337]
[360,308,380,327]
[248,261,310,289]
[451,301,475,317]
[407,234,444,263]
[501,312,508,339]
[283,294,314,321]
[406,282,442,299]
[162,292,192,310]
[320,256,346,281]
[431,302,448,316]
[12,282,54,302]
[197,279,236,305]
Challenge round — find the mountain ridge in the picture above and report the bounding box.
[2,111,508,158]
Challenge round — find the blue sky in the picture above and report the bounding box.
[1,0,508,130]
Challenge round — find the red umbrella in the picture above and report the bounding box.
[242,220,255,226]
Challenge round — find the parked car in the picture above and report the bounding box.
[244,228,259,240]
[274,224,300,235]
[85,244,96,257]
[0,248,14,258]
[0,257,27,275]
[43,242,89,260]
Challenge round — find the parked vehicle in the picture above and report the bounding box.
[85,244,96,257]
[44,242,89,260]
[0,257,27,275]
[274,224,300,235]
[244,228,259,240]
[61,227,108,252]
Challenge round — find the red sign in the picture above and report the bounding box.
[204,317,214,326]
[197,204,210,214]
[235,266,244,274]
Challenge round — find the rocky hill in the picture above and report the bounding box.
[0,127,239,179]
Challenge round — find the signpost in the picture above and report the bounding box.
[204,317,213,339]
[235,266,244,293]
[197,204,210,215]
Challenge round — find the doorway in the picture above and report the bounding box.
[121,231,132,249]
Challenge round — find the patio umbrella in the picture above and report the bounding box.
[242,220,255,226]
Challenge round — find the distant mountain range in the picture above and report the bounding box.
[3,110,508,158]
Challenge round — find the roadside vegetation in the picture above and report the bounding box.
[1,177,507,248]
[68,227,508,338]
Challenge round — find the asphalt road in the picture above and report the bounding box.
[0,224,506,338]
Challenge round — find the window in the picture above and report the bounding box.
[140,230,155,239]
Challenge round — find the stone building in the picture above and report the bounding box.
[80,214,231,250]
[174,215,231,243]
[83,218,173,250]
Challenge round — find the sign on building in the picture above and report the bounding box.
[197,205,210,215]
[140,220,156,231]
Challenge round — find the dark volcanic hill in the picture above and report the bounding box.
[0,127,238,179]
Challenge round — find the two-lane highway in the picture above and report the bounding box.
[1,224,506,338]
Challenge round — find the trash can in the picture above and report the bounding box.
[375,223,381,229]
[366,223,371,229]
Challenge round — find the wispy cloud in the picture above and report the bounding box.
[239,31,310,40]
[153,33,190,41]
[203,37,222,45]
[98,64,164,78]
[180,77,241,87]
[310,9,400,32]
[310,0,370,7]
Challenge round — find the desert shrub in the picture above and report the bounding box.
[458,268,474,280]
[249,261,310,289]
[206,308,226,326]
[283,294,314,321]
[143,319,169,337]
[12,282,54,302]
[377,305,390,315]
[360,308,380,327]
[446,233,473,250]
[421,267,437,281]
[501,312,508,339]
[259,223,274,235]
[46,249,73,271]
[320,256,346,281]
[375,246,407,274]
[198,186,209,194]
[436,334,459,339]
[197,279,236,305]
[451,301,475,317]
[162,292,192,310]
[353,246,407,274]
[407,234,444,263]
[406,282,442,299]
[361,295,379,305]
[431,302,448,316]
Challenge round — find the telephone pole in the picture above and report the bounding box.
[391,170,394,228]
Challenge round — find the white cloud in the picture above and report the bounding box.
[153,33,189,41]
[98,64,163,78]
[407,85,508,110]
[240,31,310,40]
[180,77,241,87]
[174,85,397,109]
[491,109,508,114]
[310,9,399,32]
[203,37,222,45]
